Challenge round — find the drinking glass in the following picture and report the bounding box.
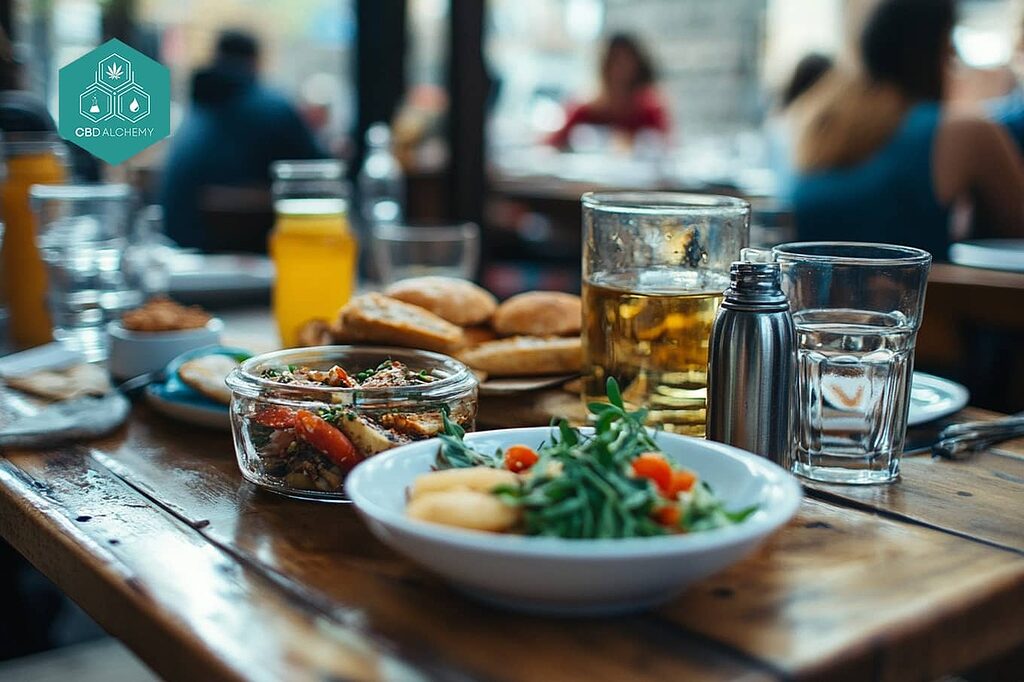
[773,242,931,484]
[372,222,480,284]
[30,183,139,361]
[582,192,750,435]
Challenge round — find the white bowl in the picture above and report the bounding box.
[346,427,802,616]
[107,318,223,380]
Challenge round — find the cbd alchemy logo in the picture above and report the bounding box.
[58,39,170,164]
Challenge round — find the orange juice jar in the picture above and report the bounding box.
[0,133,68,348]
[269,160,357,347]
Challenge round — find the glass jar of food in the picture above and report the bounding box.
[226,345,477,502]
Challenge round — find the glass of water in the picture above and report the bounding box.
[371,222,480,284]
[30,184,140,361]
[773,242,931,484]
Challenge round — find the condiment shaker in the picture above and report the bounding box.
[706,261,795,464]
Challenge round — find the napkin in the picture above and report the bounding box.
[0,392,130,449]
[0,342,128,449]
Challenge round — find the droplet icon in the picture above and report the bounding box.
[129,98,140,113]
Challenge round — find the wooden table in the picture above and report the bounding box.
[0,396,1021,681]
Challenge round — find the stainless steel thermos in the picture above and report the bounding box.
[707,261,795,463]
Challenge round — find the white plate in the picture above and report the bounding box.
[949,239,1024,272]
[145,384,231,430]
[347,428,801,616]
[167,253,274,301]
[909,372,969,426]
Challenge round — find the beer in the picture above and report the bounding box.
[582,269,726,435]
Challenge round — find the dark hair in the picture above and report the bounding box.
[781,53,833,108]
[602,33,656,90]
[860,0,955,101]
[215,29,260,63]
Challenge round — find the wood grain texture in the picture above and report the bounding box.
[0,452,417,682]
[88,409,766,682]
[2,381,1024,680]
[807,410,1024,554]
[661,498,1024,682]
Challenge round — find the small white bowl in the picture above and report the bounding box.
[346,427,801,616]
[107,318,223,380]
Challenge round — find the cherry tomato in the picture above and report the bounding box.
[294,410,361,470]
[253,405,296,429]
[668,470,697,497]
[654,504,682,528]
[632,453,673,493]
[504,444,539,473]
[327,366,355,387]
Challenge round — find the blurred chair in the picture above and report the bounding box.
[197,184,274,254]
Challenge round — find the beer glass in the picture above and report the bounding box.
[774,242,931,484]
[582,192,749,435]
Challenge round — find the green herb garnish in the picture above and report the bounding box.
[434,377,757,539]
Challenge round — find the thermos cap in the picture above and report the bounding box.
[723,261,788,308]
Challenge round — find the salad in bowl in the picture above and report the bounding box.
[346,380,801,615]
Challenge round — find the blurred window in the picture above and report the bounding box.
[12,0,354,152]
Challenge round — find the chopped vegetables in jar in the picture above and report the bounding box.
[241,358,472,496]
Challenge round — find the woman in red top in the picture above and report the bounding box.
[548,33,671,149]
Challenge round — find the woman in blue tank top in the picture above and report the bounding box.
[788,0,1024,260]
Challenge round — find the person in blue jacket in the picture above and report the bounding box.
[159,30,325,250]
[788,0,1024,260]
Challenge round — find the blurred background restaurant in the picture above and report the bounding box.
[0,4,1021,421]
[0,0,1022,424]
[5,0,1021,278]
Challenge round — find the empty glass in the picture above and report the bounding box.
[30,184,139,361]
[774,242,931,484]
[372,222,480,284]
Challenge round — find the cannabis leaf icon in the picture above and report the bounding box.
[106,63,124,80]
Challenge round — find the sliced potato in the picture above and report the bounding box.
[407,490,519,532]
[409,466,519,500]
[378,412,444,439]
[336,414,406,455]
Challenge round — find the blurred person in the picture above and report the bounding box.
[989,14,1024,152]
[160,29,325,250]
[767,53,834,194]
[546,33,670,149]
[790,0,1024,258]
[780,54,834,111]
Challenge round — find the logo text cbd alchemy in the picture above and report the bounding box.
[58,39,170,164]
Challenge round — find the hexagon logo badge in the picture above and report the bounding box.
[59,39,170,164]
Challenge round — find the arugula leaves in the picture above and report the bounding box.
[436,377,757,539]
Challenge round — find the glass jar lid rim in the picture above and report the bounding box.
[29,183,134,200]
[271,159,346,179]
[228,344,476,397]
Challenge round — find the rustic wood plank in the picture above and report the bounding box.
[72,405,1024,681]
[806,410,1024,554]
[661,498,1024,682]
[0,449,460,682]
[79,407,769,682]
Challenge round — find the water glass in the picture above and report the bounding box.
[372,222,480,284]
[582,192,749,435]
[774,242,931,484]
[30,184,139,361]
